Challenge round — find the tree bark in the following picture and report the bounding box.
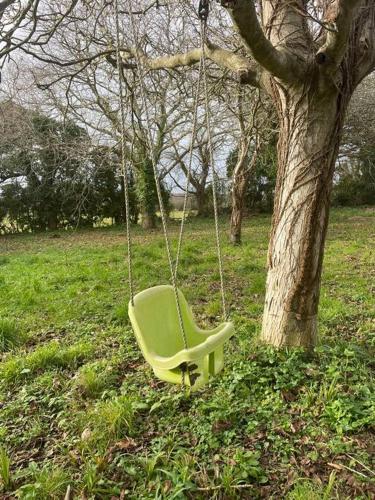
[261,83,350,347]
[142,211,156,230]
[230,160,248,244]
[230,144,258,244]
[195,187,209,217]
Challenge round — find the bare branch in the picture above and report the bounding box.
[0,0,15,15]
[109,41,261,88]
[118,0,166,16]
[316,0,364,69]
[226,0,303,82]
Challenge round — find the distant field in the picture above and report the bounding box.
[0,207,374,498]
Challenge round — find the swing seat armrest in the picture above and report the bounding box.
[150,321,234,370]
[195,321,233,337]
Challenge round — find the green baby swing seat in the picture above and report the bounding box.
[114,0,234,390]
[129,285,234,389]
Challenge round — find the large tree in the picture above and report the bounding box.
[116,0,375,346]
[1,0,374,347]
[116,0,375,347]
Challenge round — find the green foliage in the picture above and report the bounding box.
[0,110,90,232]
[332,151,375,206]
[202,175,230,216]
[81,395,137,451]
[135,156,171,226]
[0,318,25,352]
[287,472,337,500]
[80,461,121,497]
[74,361,118,398]
[15,463,69,499]
[86,146,138,225]
[0,341,93,384]
[0,210,374,498]
[112,303,128,324]
[0,105,138,233]
[335,75,375,207]
[0,448,11,491]
[136,157,159,225]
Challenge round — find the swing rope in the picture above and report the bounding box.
[176,3,228,320]
[114,0,229,377]
[123,0,189,353]
[174,57,203,280]
[114,0,134,306]
[200,18,228,321]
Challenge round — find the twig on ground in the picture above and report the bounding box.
[345,453,375,477]
[64,485,71,500]
[197,483,255,491]
[327,462,370,479]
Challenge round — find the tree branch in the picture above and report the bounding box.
[316,0,364,70]
[110,41,261,88]
[118,0,166,16]
[226,0,302,82]
[0,0,15,14]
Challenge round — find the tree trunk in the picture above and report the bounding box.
[195,187,208,217]
[261,84,350,347]
[230,160,248,244]
[230,146,257,245]
[47,214,58,231]
[142,211,156,230]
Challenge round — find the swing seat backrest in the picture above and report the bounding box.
[128,285,204,359]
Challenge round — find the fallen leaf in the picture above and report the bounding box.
[81,428,92,441]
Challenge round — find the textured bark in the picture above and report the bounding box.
[117,41,261,87]
[258,0,374,347]
[195,187,209,217]
[261,82,350,346]
[142,212,156,230]
[230,159,249,244]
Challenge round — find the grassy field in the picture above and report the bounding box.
[0,207,374,499]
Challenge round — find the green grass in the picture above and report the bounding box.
[0,318,26,352]
[286,472,337,500]
[0,207,374,498]
[0,448,11,490]
[0,341,94,384]
[73,360,119,399]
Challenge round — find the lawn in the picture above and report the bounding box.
[0,207,374,499]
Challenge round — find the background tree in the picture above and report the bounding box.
[169,128,229,217]
[224,87,276,244]
[22,6,189,229]
[227,129,277,215]
[333,74,375,205]
[0,102,138,232]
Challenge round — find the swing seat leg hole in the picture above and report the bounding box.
[152,346,225,390]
